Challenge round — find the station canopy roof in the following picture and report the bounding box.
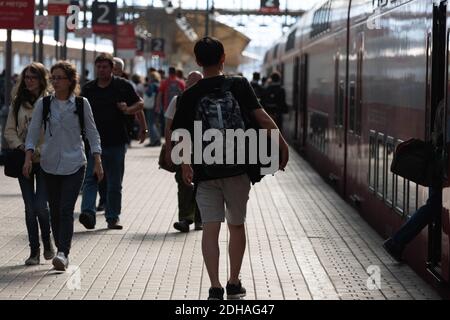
[136,8,251,69]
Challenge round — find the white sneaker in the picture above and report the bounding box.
[52,252,69,271]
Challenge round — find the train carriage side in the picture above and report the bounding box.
[346,0,450,283]
[295,0,350,195]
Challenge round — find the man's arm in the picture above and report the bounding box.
[120,98,144,115]
[136,110,148,144]
[252,108,289,171]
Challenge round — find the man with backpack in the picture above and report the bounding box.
[79,53,144,230]
[261,72,288,130]
[156,67,185,136]
[171,37,289,300]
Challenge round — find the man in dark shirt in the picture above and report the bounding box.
[250,71,263,100]
[172,37,289,300]
[79,53,144,230]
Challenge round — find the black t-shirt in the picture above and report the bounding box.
[171,75,262,182]
[81,76,140,147]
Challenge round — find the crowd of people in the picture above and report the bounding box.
[0,37,291,300]
[1,34,447,301]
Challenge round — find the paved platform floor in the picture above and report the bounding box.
[0,143,441,300]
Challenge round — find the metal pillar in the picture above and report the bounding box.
[38,0,44,63]
[205,0,210,37]
[81,0,88,85]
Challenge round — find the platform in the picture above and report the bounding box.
[0,143,441,300]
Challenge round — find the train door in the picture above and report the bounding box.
[298,54,308,148]
[427,0,447,282]
[346,32,364,203]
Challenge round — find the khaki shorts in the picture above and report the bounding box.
[196,174,251,225]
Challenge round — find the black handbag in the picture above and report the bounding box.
[3,148,25,178]
[158,143,177,173]
[390,138,443,187]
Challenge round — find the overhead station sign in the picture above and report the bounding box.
[117,24,136,59]
[48,0,71,16]
[151,38,165,57]
[92,1,117,34]
[0,0,35,29]
[260,0,280,14]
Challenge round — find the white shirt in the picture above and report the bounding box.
[25,95,102,175]
[164,96,178,120]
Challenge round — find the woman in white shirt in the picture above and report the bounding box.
[24,61,104,271]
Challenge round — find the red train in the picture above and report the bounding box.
[263,0,450,289]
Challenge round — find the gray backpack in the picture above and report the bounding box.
[195,77,246,179]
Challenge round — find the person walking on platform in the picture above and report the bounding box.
[79,53,144,231]
[164,71,203,233]
[172,37,289,300]
[23,61,103,271]
[144,71,162,147]
[4,62,55,266]
[261,72,288,130]
[383,99,448,262]
[156,67,185,137]
[250,72,263,101]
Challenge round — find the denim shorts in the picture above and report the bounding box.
[196,174,251,225]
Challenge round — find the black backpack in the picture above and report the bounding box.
[42,96,86,142]
[390,138,444,187]
[195,78,247,179]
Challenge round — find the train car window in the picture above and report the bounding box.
[407,181,418,218]
[369,130,376,192]
[310,0,331,38]
[285,29,297,52]
[376,133,385,198]
[394,139,405,215]
[385,136,395,206]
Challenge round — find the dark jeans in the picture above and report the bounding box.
[81,145,126,222]
[174,169,202,224]
[392,187,442,249]
[144,109,161,144]
[98,176,106,206]
[43,166,85,256]
[158,111,165,137]
[18,164,51,251]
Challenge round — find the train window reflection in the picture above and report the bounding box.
[376,133,385,198]
[385,137,395,206]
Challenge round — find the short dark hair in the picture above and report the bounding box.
[95,53,114,68]
[253,72,260,81]
[194,37,224,67]
[168,67,176,75]
[271,71,281,83]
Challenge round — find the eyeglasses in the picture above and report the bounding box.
[24,75,39,81]
[50,76,68,82]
